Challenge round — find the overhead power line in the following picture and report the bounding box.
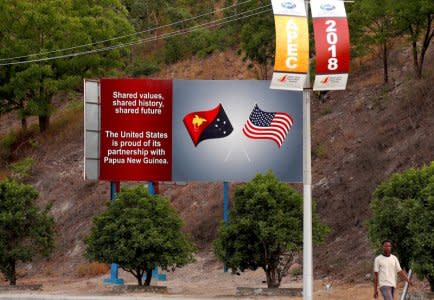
[0,0,254,63]
[0,5,272,66]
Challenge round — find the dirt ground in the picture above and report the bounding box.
[1,251,427,299]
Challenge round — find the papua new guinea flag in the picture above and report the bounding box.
[183,104,233,147]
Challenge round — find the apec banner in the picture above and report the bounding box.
[85,79,303,182]
[311,0,350,91]
[270,0,309,91]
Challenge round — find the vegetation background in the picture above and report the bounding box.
[0,0,433,295]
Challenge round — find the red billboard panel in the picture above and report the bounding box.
[99,79,172,181]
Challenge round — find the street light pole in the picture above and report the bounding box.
[303,2,313,298]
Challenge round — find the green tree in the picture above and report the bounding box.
[0,178,54,285]
[392,0,434,78]
[0,1,32,131]
[237,0,274,79]
[349,0,398,83]
[213,172,330,288]
[0,0,134,132]
[411,182,434,291]
[85,185,196,286]
[369,163,434,291]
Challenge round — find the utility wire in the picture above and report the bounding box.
[0,5,272,66]
[0,0,253,62]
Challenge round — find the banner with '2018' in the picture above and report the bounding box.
[270,0,350,91]
[311,0,350,90]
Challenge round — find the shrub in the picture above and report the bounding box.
[85,185,196,286]
[214,172,330,288]
[8,157,34,181]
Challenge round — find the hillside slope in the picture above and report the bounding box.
[1,46,433,283]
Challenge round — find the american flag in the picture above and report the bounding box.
[242,104,293,148]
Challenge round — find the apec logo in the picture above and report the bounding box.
[281,1,296,9]
[320,3,336,11]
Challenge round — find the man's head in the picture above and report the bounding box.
[382,240,392,256]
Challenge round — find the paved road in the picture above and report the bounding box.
[0,295,252,300]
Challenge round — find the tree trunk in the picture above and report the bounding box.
[21,117,27,132]
[428,275,434,292]
[135,272,143,286]
[416,16,433,79]
[144,268,153,286]
[382,41,388,83]
[134,266,143,286]
[38,115,50,133]
[8,261,16,286]
[411,39,420,79]
[265,267,280,288]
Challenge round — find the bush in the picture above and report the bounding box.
[85,185,196,286]
[0,130,19,164]
[8,157,34,181]
[162,36,191,64]
[313,144,328,159]
[214,172,330,288]
[0,178,54,285]
[126,58,160,77]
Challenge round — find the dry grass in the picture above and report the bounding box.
[351,72,384,89]
[76,262,109,278]
[351,98,365,114]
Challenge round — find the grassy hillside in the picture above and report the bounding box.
[0,41,433,285]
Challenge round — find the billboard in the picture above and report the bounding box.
[84,79,303,182]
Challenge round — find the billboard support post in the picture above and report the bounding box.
[103,181,125,286]
[146,182,167,282]
[223,181,229,273]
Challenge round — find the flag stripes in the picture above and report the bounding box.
[243,105,293,148]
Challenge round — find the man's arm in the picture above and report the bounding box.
[374,272,379,299]
[398,270,413,286]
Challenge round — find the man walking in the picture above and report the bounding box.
[374,240,412,299]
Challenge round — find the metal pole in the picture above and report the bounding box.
[147,182,167,282]
[224,181,229,273]
[400,269,412,300]
[303,88,313,300]
[103,181,124,285]
[148,181,155,195]
[224,182,229,223]
[303,2,313,298]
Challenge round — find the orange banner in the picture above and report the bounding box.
[270,0,309,91]
[274,16,309,73]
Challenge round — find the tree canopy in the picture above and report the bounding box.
[214,172,330,288]
[369,162,434,291]
[0,0,134,132]
[349,0,433,81]
[0,178,54,285]
[85,185,196,286]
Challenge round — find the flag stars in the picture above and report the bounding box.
[249,106,275,127]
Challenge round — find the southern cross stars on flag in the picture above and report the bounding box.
[183,104,233,147]
[242,104,293,148]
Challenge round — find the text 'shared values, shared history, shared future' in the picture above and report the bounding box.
[99,79,173,181]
